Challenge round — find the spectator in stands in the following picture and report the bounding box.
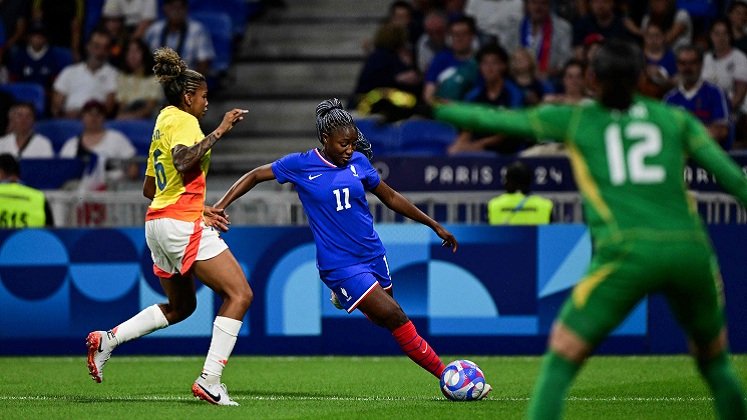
[59,100,138,191]
[572,0,631,58]
[99,7,130,69]
[351,22,421,120]
[415,9,449,74]
[447,43,526,155]
[102,0,157,40]
[542,59,589,105]
[509,48,554,106]
[423,16,478,104]
[464,0,523,47]
[31,0,84,62]
[145,0,215,77]
[727,0,747,54]
[8,21,66,96]
[702,18,747,149]
[664,45,730,148]
[639,22,677,99]
[115,38,163,120]
[0,0,31,62]
[487,161,552,225]
[388,0,420,47]
[0,153,54,227]
[627,0,692,51]
[502,0,573,80]
[51,29,118,119]
[702,18,747,113]
[0,102,54,159]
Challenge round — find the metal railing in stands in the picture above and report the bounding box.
[43,190,744,227]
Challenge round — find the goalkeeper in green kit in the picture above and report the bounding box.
[435,40,747,420]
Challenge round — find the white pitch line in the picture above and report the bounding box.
[0,395,723,403]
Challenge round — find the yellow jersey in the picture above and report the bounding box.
[145,106,210,222]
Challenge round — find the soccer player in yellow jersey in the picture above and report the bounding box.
[86,48,251,406]
[435,40,747,419]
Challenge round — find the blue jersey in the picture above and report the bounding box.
[271,149,385,270]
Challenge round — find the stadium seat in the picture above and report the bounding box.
[676,0,717,18]
[399,119,457,156]
[190,11,233,73]
[19,158,85,189]
[106,119,155,156]
[83,0,106,40]
[0,82,47,116]
[34,119,83,154]
[190,0,249,37]
[51,46,74,69]
[355,117,402,156]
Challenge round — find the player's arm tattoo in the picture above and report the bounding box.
[172,132,221,173]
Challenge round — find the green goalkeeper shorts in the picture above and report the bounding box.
[558,237,726,347]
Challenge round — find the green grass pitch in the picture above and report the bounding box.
[1,355,745,419]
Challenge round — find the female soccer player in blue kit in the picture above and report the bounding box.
[211,98,490,398]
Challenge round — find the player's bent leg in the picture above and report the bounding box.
[193,250,253,319]
[691,329,747,420]
[191,250,252,403]
[158,273,198,324]
[358,286,447,379]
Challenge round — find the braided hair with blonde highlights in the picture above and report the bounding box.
[152,47,206,106]
[315,98,373,160]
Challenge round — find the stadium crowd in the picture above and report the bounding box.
[351,0,747,155]
[0,0,261,192]
[0,0,744,192]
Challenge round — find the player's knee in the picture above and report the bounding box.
[690,329,728,363]
[169,298,197,323]
[549,322,591,363]
[228,283,253,312]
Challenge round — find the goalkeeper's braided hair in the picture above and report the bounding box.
[315,98,374,161]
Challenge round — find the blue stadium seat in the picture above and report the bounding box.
[676,0,718,18]
[399,119,457,155]
[106,119,155,156]
[51,46,74,69]
[355,117,402,156]
[190,11,233,73]
[0,82,47,116]
[84,0,106,40]
[34,119,83,154]
[20,159,85,189]
[190,0,249,37]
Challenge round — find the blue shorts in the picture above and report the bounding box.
[319,255,392,313]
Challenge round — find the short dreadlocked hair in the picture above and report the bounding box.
[315,98,373,161]
[152,47,205,106]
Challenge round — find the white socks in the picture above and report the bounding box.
[111,304,169,346]
[201,316,242,384]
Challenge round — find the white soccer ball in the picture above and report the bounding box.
[439,359,486,401]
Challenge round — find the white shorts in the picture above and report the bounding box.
[145,218,228,278]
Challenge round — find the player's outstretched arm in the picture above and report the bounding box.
[172,109,248,173]
[372,180,458,252]
[684,114,747,206]
[434,102,571,142]
[213,164,277,211]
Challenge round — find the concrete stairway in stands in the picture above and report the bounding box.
[203,0,389,171]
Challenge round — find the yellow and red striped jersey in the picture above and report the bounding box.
[145,106,210,222]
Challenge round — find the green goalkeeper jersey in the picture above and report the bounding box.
[435,97,747,246]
